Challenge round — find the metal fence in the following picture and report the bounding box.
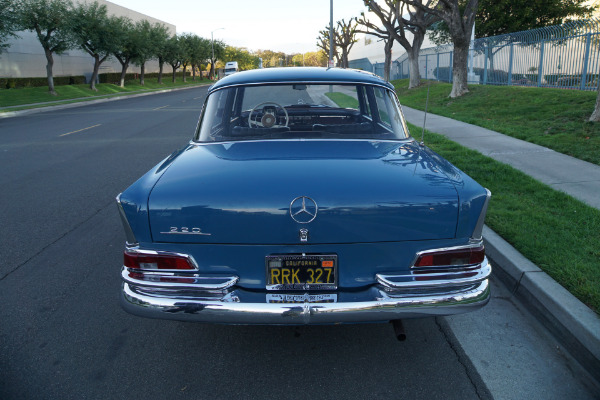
[350,19,600,91]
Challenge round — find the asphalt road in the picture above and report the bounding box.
[0,87,596,399]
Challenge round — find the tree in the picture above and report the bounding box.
[334,19,358,68]
[132,21,168,86]
[304,50,328,67]
[361,0,439,86]
[356,9,394,81]
[478,0,594,38]
[317,19,358,68]
[151,24,172,84]
[16,0,74,95]
[111,17,140,87]
[164,35,182,83]
[0,0,20,54]
[71,1,118,91]
[428,0,595,73]
[256,49,286,68]
[188,35,210,80]
[223,46,260,70]
[357,3,401,81]
[405,0,479,98]
[178,33,194,82]
[317,28,341,66]
[209,39,225,79]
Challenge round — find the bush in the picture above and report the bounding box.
[432,67,452,82]
[0,75,87,89]
[544,74,597,88]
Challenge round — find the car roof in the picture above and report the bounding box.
[209,67,393,93]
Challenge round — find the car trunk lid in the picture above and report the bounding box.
[148,140,459,244]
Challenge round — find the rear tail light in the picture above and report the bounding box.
[414,245,485,268]
[124,251,195,270]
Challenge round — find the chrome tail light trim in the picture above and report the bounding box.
[377,258,491,290]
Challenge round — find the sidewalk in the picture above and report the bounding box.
[402,105,600,385]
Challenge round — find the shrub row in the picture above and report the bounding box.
[0,75,86,89]
[97,71,164,83]
[0,71,188,89]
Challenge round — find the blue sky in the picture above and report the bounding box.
[109,0,370,54]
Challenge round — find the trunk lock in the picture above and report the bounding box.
[299,228,309,242]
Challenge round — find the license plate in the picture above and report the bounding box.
[266,293,337,303]
[266,254,337,290]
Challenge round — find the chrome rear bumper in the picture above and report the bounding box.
[120,259,492,325]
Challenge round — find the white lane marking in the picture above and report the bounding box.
[153,105,170,110]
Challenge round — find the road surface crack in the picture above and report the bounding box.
[0,200,114,282]
[435,317,492,400]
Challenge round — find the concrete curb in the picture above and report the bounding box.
[483,225,600,383]
[0,84,209,119]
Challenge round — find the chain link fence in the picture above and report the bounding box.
[350,19,600,91]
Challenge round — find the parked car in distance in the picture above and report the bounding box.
[224,61,239,76]
[117,67,491,333]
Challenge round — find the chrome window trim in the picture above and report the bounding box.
[189,138,416,146]
[116,193,138,247]
[208,81,394,95]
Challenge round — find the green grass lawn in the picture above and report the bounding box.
[324,92,359,108]
[394,79,600,166]
[0,76,209,109]
[407,121,600,313]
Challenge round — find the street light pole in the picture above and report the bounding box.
[329,0,334,68]
[211,28,224,80]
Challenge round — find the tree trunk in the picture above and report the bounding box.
[383,40,393,82]
[140,63,145,86]
[44,48,56,96]
[158,59,164,84]
[450,43,469,98]
[488,49,495,72]
[182,63,187,82]
[90,55,101,91]
[192,63,196,81]
[172,65,177,83]
[590,83,600,121]
[119,60,129,88]
[408,48,421,89]
[341,49,349,68]
[408,32,425,89]
[210,60,215,80]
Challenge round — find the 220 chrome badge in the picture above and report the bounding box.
[160,227,212,235]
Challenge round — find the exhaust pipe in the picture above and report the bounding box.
[391,319,406,341]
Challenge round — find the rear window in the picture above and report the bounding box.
[195,83,409,142]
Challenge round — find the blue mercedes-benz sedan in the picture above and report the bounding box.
[117,67,491,328]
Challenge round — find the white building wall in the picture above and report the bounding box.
[350,31,436,64]
[0,0,176,79]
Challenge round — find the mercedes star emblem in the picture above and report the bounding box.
[290,196,318,224]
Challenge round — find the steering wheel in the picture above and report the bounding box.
[248,102,289,128]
